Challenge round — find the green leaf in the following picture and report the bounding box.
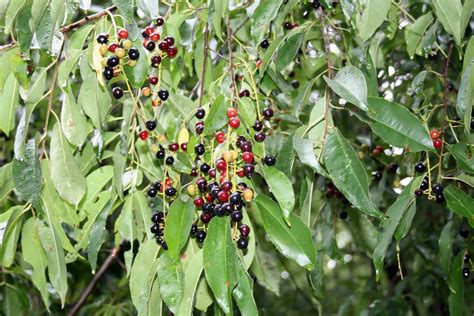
[203,216,238,314]
[255,194,317,270]
[133,190,153,241]
[115,195,135,273]
[294,76,317,119]
[262,166,295,224]
[373,191,416,281]
[276,32,304,70]
[112,0,134,23]
[24,66,48,103]
[164,198,195,261]
[78,71,112,128]
[444,185,474,221]
[324,66,368,111]
[203,95,227,135]
[405,13,434,58]
[21,218,49,308]
[137,0,159,18]
[447,144,474,173]
[0,163,14,202]
[37,218,68,307]
[438,221,453,275]
[12,139,41,205]
[0,206,24,267]
[448,251,464,316]
[50,124,87,206]
[462,36,474,75]
[157,251,184,314]
[15,0,32,53]
[237,98,257,128]
[365,97,434,152]
[0,72,20,134]
[432,0,462,45]
[355,0,391,41]
[275,132,295,175]
[456,60,474,134]
[209,0,228,39]
[61,89,89,147]
[123,42,148,88]
[250,246,281,296]
[130,239,160,316]
[177,250,204,316]
[322,128,382,218]
[251,0,283,43]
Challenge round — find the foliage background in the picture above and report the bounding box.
[0,0,473,315]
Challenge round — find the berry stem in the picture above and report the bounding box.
[319,9,332,146]
[198,22,210,108]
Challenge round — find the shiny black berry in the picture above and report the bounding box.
[145,41,156,51]
[200,163,211,173]
[190,224,198,235]
[151,212,164,224]
[237,238,248,249]
[260,39,269,49]
[150,224,160,235]
[128,48,140,60]
[292,80,300,89]
[262,108,274,120]
[415,162,426,173]
[161,241,168,250]
[231,211,243,222]
[253,120,263,131]
[156,150,165,159]
[435,193,445,203]
[97,34,108,44]
[158,89,169,101]
[165,187,176,197]
[148,187,157,197]
[146,120,157,131]
[462,267,470,279]
[264,155,276,166]
[229,193,241,204]
[239,89,250,98]
[339,211,348,220]
[312,0,321,9]
[415,189,423,197]
[195,144,205,155]
[156,17,165,26]
[254,132,266,142]
[151,55,161,67]
[103,67,113,80]
[112,87,123,99]
[432,183,444,194]
[373,171,383,181]
[165,156,174,165]
[196,230,206,242]
[107,56,120,67]
[195,108,206,119]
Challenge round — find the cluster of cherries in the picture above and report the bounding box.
[141,17,178,59]
[150,211,167,249]
[430,129,442,150]
[414,161,445,203]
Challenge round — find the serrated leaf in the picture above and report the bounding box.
[447,144,474,173]
[255,194,317,270]
[323,128,381,218]
[275,132,295,176]
[444,185,474,222]
[164,198,195,261]
[50,124,87,206]
[432,0,462,45]
[355,0,391,41]
[262,166,295,224]
[324,66,368,111]
[405,13,433,58]
[12,139,41,205]
[251,0,283,44]
[130,239,160,315]
[157,252,184,314]
[276,32,304,70]
[366,97,434,152]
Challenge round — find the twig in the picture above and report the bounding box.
[198,23,210,108]
[0,42,17,52]
[59,5,117,33]
[68,247,120,316]
[438,43,453,181]
[225,16,238,107]
[319,9,332,144]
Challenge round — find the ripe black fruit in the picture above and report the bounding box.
[112,87,123,99]
[190,224,198,235]
[339,211,348,220]
[229,193,241,204]
[262,108,274,120]
[165,187,177,196]
[462,267,470,278]
[148,187,157,197]
[237,238,249,249]
[264,155,276,166]
[231,211,243,222]
[253,120,263,131]
[151,55,161,67]
[432,183,444,194]
[128,48,140,60]
[292,80,300,89]
[415,161,426,173]
[195,143,205,155]
[158,89,169,101]
[107,56,120,67]
[260,39,269,49]
[145,41,156,51]
[435,193,445,203]
[97,34,108,44]
[156,150,165,159]
[312,0,321,9]
[103,67,113,80]
[156,17,165,26]
[146,120,157,130]
[200,163,210,173]
[195,108,206,119]
[165,156,174,165]
[196,230,206,242]
[151,212,164,223]
[150,224,160,235]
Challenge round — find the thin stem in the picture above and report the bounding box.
[319,10,332,145]
[198,23,210,108]
[59,5,117,33]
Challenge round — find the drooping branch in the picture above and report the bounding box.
[226,15,238,107]
[59,5,117,33]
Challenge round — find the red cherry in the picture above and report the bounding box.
[149,76,158,85]
[229,117,240,129]
[221,181,232,192]
[165,178,172,187]
[256,60,262,69]
[118,29,129,39]
[169,143,179,151]
[108,43,118,53]
[430,129,440,140]
[226,108,238,118]
[216,132,226,144]
[144,26,155,36]
[158,41,169,51]
[237,169,245,177]
[206,194,214,202]
[180,143,187,151]
[219,174,226,184]
[194,197,204,207]
[218,190,229,202]
[216,159,227,171]
[433,138,442,149]
[139,131,148,140]
[209,168,216,178]
[239,224,250,237]
[200,212,211,224]
[242,152,254,164]
[167,46,178,58]
[150,33,160,42]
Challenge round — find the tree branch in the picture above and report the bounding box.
[198,23,210,108]
[226,16,238,107]
[59,5,117,33]
[319,9,332,144]
[68,246,120,316]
